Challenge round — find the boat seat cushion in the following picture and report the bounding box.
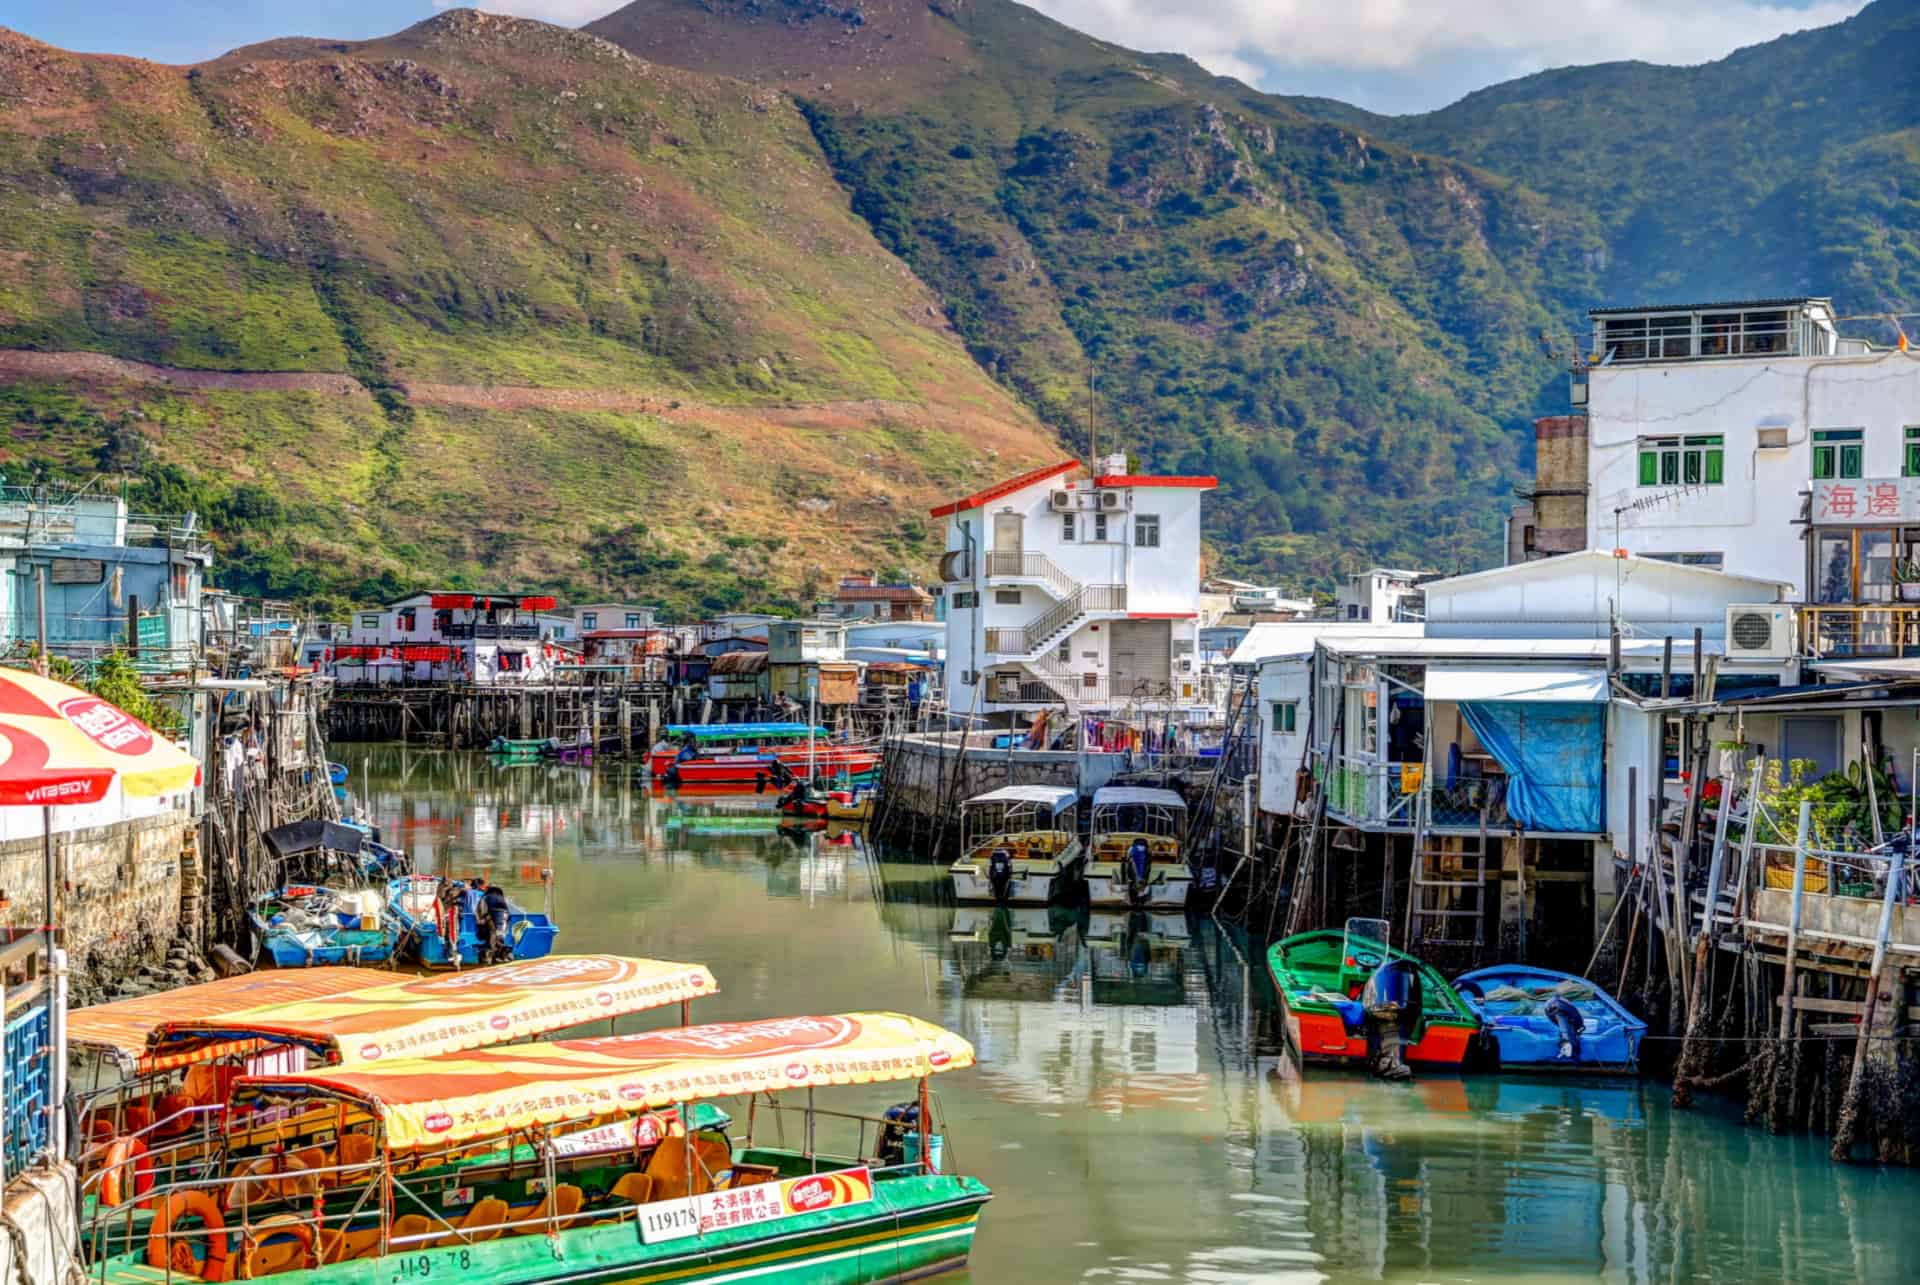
[440,1197,510,1246]
[239,1214,314,1279]
[315,1223,382,1264]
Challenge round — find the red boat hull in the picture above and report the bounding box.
[1282,1001,1476,1069]
[649,747,881,784]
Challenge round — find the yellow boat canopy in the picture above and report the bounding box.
[68,969,395,1071]
[147,955,718,1070]
[236,1011,975,1152]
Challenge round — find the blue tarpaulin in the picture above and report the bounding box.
[1459,701,1605,834]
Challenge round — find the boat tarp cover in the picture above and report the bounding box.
[68,968,393,1070]
[967,785,1078,812]
[1091,786,1188,810]
[147,956,717,1069]
[263,819,372,861]
[1456,701,1606,834]
[236,1011,975,1151]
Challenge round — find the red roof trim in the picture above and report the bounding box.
[1092,475,1218,489]
[930,460,1080,518]
[1128,612,1199,620]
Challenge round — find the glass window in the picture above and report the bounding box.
[1816,532,1853,604]
[1093,513,1109,542]
[1814,429,1864,481]
[1061,513,1075,542]
[581,612,597,630]
[1640,436,1723,487]
[1135,514,1161,547]
[1862,530,1896,602]
[994,588,1022,605]
[361,614,380,630]
[1904,428,1920,478]
[625,613,641,628]
[1271,702,1298,734]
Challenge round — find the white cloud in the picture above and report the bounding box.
[1027,0,1865,92]
[432,0,622,25]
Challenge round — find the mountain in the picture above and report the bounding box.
[0,11,1056,614]
[588,0,1607,584]
[1301,0,1920,321]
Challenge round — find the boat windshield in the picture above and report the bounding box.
[1342,917,1393,974]
[1090,787,1187,842]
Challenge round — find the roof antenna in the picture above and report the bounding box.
[1087,357,1097,474]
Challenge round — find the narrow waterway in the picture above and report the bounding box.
[342,746,1920,1283]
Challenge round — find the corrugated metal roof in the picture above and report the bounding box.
[1587,297,1827,316]
[1092,786,1188,808]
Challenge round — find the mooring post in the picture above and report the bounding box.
[1769,799,1812,1132]
[1673,768,1737,1107]
[1832,856,1904,1160]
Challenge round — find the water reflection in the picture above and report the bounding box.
[339,747,1920,1284]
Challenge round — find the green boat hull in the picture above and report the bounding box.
[1266,929,1480,1068]
[100,1174,987,1285]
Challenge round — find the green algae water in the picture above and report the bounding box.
[342,747,1920,1283]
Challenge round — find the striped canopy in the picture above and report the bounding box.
[237,1011,975,1151]
[0,667,198,805]
[68,968,395,1070]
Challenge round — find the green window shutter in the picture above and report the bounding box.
[1906,444,1920,478]
[1841,444,1862,478]
[1704,449,1724,484]
[1638,452,1658,486]
[1683,452,1701,485]
[1660,452,1679,485]
[1813,448,1833,480]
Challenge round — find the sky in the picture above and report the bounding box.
[0,0,1870,115]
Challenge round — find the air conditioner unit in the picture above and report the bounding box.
[1725,604,1795,661]
[1049,489,1076,512]
[1098,491,1124,510]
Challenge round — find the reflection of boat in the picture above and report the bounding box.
[1082,910,1190,948]
[1086,912,1188,1006]
[1085,787,1191,909]
[950,786,1083,904]
[1267,920,1479,1070]
[826,785,875,822]
[1455,965,1646,1072]
[486,736,553,759]
[386,873,559,967]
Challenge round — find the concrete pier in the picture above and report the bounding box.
[0,1166,80,1285]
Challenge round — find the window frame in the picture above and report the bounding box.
[1270,701,1298,734]
[360,614,381,631]
[1638,435,1724,488]
[994,588,1023,605]
[1904,428,1920,479]
[1092,513,1109,542]
[1813,429,1864,481]
[1060,512,1075,542]
[581,612,597,631]
[1134,513,1161,548]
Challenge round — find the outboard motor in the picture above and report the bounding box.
[987,848,1015,903]
[1124,837,1152,907]
[1360,958,1425,1081]
[1543,994,1585,1062]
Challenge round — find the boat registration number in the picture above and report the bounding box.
[637,1197,701,1244]
[388,1248,473,1284]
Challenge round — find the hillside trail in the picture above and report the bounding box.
[0,348,1029,442]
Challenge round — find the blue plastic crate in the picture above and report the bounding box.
[3,998,51,1179]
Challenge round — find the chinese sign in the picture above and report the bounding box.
[1811,479,1920,525]
[639,1166,874,1244]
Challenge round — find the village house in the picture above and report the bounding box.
[821,575,936,622]
[933,455,1216,720]
[565,602,659,635]
[335,591,572,685]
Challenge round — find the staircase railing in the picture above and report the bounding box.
[983,585,1126,658]
[984,550,1080,602]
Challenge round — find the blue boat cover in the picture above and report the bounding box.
[1458,701,1604,833]
[664,723,825,737]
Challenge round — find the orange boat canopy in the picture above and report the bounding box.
[68,969,394,1071]
[236,1011,975,1152]
[147,955,718,1070]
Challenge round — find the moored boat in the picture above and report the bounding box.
[249,884,397,967]
[949,786,1083,904]
[650,723,882,786]
[84,1012,991,1285]
[1266,919,1480,1070]
[1455,964,1647,1072]
[826,784,876,822]
[387,873,559,968]
[1083,786,1192,910]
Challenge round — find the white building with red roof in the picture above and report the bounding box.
[931,454,1216,718]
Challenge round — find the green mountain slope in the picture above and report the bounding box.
[590,0,1608,583]
[0,11,1057,613]
[1285,0,1920,320]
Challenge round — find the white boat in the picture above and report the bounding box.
[1084,786,1192,910]
[949,785,1084,904]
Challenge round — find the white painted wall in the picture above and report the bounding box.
[1258,657,1313,815]
[1587,348,1920,595]
[1423,551,1788,641]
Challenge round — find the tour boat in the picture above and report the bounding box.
[386,873,559,968]
[1266,920,1480,1069]
[1083,786,1192,910]
[70,957,718,1208]
[1454,964,1647,1072]
[82,1012,991,1285]
[649,723,882,786]
[949,785,1084,904]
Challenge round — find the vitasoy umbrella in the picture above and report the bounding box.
[0,666,197,804]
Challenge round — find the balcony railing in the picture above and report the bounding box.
[443,623,541,641]
[1798,605,1920,659]
[984,585,1126,657]
[1324,757,1513,831]
[984,550,1079,601]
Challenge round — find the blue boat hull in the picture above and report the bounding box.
[1456,965,1647,1073]
[387,876,558,967]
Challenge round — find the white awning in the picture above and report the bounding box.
[1425,666,1608,703]
[965,785,1078,813]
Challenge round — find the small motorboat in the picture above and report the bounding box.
[826,785,875,822]
[486,736,553,760]
[1266,919,1481,1072]
[949,786,1084,904]
[249,884,397,967]
[1454,965,1647,1072]
[387,873,559,968]
[1084,786,1192,910]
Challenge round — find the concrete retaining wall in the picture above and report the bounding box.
[0,1165,79,1285]
[0,811,189,1002]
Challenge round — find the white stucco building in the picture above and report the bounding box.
[933,455,1215,718]
[1585,297,1920,599]
[336,591,570,685]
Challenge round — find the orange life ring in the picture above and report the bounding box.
[99,1136,153,1208]
[238,1215,315,1280]
[146,1190,233,1281]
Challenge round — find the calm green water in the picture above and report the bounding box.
[341,746,1920,1283]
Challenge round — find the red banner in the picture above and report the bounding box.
[399,645,453,663]
[519,595,557,612]
[430,593,475,609]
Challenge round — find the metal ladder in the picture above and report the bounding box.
[1405,788,1490,953]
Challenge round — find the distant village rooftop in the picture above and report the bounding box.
[1586,297,1860,365]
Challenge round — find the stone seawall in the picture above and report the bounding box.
[0,811,191,1003]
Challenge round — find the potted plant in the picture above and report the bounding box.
[1897,557,1920,601]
